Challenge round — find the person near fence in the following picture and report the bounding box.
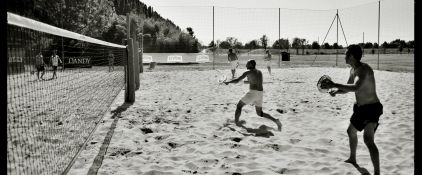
[35,51,45,80]
[224,59,282,131]
[228,48,239,79]
[108,50,115,72]
[321,44,382,175]
[50,49,62,79]
[264,50,272,76]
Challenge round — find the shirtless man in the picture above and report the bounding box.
[50,50,62,79]
[264,50,272,76]
[108,50,115,72]
[322,44,383,175]
[35,51,45,80]
[228,49,239,79]
[224,59,282,131]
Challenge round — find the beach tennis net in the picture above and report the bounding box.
[7,12,127,174]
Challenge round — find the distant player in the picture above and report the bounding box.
[264,50,272,76]
[108,50,115,72]
[321,45,382,175]
[228,48,239,79]
[224,59,282,131]
[50,50,62,79]
[35,51,45,80]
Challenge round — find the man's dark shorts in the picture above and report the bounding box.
[350,102,383,132]
[53,66,58,71]
[36,65,45,72]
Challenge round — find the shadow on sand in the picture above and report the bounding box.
[85,102,133,175]
[347,162,371,175]
[238,124,275,138]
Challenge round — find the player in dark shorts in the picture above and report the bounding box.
[108,50,114,72]
[322,44,382,175]
[35,51,45,80]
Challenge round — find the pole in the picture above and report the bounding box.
[278,8,281,68]
[336,9,338,67]
[125,13,135,103]
[61,3,64,71]
[212,6,215,70]
[377,1,380,70]
[363,32,365,56]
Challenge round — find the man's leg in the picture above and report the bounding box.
[255,107,282,131]
[345,123,358,164]
[363,123,380,175]
[235,101,245,126]
[231,69,235,79]
[268,66,272,76]
[37,71,40,79]
[41,70,45,79]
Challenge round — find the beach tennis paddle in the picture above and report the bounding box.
[215,69,227,85]
[317,75,334,93]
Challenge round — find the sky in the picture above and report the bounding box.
[139,0,414,46]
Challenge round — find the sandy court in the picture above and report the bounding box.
[68,67,414,175]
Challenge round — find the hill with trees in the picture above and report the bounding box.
[7,0,201,53]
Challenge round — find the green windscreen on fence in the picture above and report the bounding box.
[7,12,126,174]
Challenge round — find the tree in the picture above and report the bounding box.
[260,35,269,50]
[225,37,238,48]
[292,37,301,54]
[311,41,320,50]
[381,41,389,48]
[234,41,243,49]
[219,41,231,49]
[272,38,289,49]
[208,41,215,48]
[186,27,194,37]
[301,39,307,55]
[323,43,332,49]
[245,40,259,50]
[407,40,414,48]
[292,37,306,54]
[333,43,339,49]
[364,42,374,49]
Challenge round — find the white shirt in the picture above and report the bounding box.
[51,55,61,66]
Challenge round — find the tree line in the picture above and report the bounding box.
[209,35,414,54]
[7,0,201,53]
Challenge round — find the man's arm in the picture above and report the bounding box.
[333,68,366,92]
[332,70,355,94]
[224,71,248,84]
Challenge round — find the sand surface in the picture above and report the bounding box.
[68,67,414,175]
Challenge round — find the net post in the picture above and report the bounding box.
[336,9,338,67]
[126,38,135,103]
[139,33,144,73]
[134,40,140,90]
[212,6,215,70]
[278,8,281,68]
[129,17,140,90]
[377,0,380,70]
